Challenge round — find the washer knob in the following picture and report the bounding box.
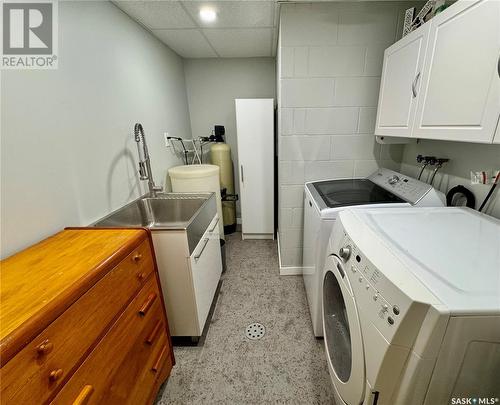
[339,246,351,261]
[388,175,400,185]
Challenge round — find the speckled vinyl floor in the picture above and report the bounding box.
[155,233,335,404]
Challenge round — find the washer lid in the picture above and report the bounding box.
[350,207,500,314]
[308,179,404,210]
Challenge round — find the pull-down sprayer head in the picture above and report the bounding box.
[133,122,162,197]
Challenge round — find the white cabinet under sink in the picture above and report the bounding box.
[153,214,222,338]
[375,0,500,144]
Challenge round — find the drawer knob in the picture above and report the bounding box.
[49,368,64,382]
[152,345,167,373]
[146,321,162,345]
[132,253,143,262]
[137,272,147,281]
[36,339,54,356]
[139,293,157,316]
[72,385,94,405]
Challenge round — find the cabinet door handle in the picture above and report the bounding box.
[412,72,421,98]
[240,165,244,183]
[152,345,168,373]
[146,321,162,345]
[497,53,500,78]
[194,238,209,261]
[139,293,157,316]
[72,385,94,405]
[209,218,219,233]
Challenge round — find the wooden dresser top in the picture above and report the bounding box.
[0,229,147,353]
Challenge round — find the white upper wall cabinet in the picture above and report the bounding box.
[375,0,500,144]
[375,24,431,137]
[414,0,500,143]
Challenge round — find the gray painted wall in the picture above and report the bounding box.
[277,2,414,268]
[1,1,191,258]
[183,58,276,216]
[400,140,500,219]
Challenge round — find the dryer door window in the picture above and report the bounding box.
[323,256,365,405]
[323,270,352,382]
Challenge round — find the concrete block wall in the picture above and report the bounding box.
[277,2,415,269]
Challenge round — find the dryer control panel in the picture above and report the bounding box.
[368,168,432,205]
[338,234,413,345]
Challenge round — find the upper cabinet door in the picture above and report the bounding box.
[413,0,500,143]
[375,24,431,137]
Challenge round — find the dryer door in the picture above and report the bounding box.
[323,255,365,404]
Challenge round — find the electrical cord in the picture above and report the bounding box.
[478,171,500,212]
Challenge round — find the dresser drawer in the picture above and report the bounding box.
[0,239,154,405]
[51,277,170,405]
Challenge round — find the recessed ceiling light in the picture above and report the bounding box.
[199,7,217,23]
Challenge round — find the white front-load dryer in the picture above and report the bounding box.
[323,207,500,405]
[303,168,445,337]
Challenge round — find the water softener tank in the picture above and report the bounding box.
[210,143,236,234]
[168,164,225,239]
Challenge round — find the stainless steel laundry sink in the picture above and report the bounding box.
[92,192,216,254]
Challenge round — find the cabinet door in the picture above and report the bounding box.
[190,215,222,335]
[375,24,431,137]
[414,0,500,143]
[235,99,274,239]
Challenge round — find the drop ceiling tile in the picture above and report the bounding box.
[182,1,274,28]
[114,1,196,29]
[203,28,272,57]
[153,29,217,58]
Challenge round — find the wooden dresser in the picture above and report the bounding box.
[0,228,174,405]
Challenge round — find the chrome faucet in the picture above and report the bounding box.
[134,123,163,197]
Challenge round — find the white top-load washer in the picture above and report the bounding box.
[323,207,500,405]
[303,168,445,336]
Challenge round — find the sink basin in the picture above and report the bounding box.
[93,193,217,253]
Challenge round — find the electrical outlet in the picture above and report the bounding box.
[164,132,170,148]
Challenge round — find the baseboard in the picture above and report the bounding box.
[279,266,304,276]
[277,231,303,276]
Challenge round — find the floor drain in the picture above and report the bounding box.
[245,322,266,340]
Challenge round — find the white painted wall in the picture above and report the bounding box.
[183,58,276,216]
[400,140,500,219]
[277,2,415,268]
[0,1,191,258]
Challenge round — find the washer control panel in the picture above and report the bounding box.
[368,168,432,205]
[339,235,408,340]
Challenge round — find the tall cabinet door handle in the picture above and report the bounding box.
[497,53,500,78]
[72,385,94,405]
[240,165,244,183]
[412,72,421,98]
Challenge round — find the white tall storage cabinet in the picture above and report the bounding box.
[235,98,274,240]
